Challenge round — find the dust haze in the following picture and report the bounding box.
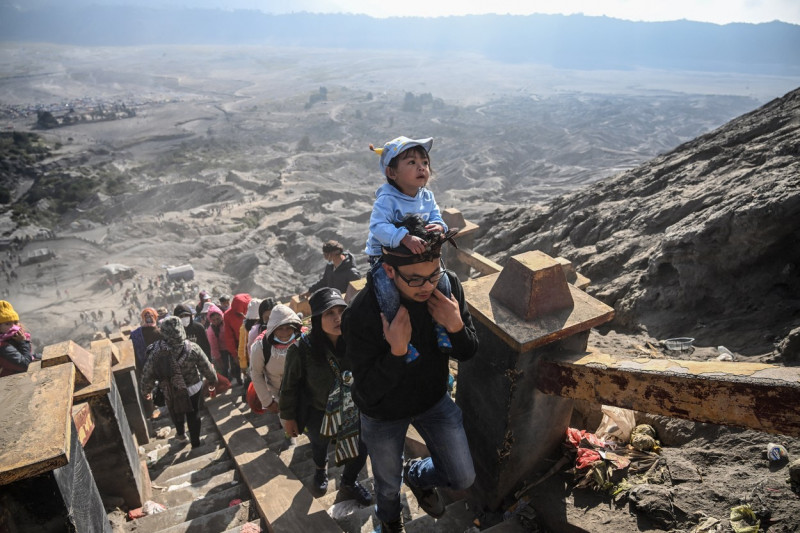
[1,42,797,348]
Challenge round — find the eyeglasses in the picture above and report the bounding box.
[394,267,443,287]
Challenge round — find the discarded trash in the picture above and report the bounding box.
[717,346,734,357]
[691,516,721,532]
[156,427,171,439]
[142,501,166,515]
[328,500,362,520]
[166,481,191,492]
[128,501,166,520]
[145,450,159,465]
[240,523,262,533]
[630,424,659,452]
[664,337,695,352]
[628,485,676,530]
[767,442,788,461]
[595,405,636,444]
[228,498,243,507]
[729,504,760,533]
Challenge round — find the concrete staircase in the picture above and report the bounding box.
[120,387,530,532]
[120,410,263,533]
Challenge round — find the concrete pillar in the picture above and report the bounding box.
[0,364,111,533]
[442,208,478,280]
[457,250,614,510]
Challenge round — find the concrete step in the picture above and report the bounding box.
[123,483,249,532]
[205,395,341,532]
[404,499,476,532]
[151,448,230,485]
[150,469,241,508]
[225,520,266,532]
[157,458,237,489]
[157,500,257,533]
[482,516,530,532]
[147,435,225,473]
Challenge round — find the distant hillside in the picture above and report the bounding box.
[1,8,799,75]
[477,88,800,355]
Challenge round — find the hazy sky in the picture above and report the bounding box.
[6,0,800,25]
[279,0,800,24]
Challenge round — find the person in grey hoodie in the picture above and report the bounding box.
[141,317,217,448]
[249,304,303,413]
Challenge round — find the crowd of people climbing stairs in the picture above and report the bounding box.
[0,136,480,533]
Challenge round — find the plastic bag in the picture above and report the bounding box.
[595,405,636,444]
[142,501,166,515]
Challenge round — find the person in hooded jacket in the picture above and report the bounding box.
[174,304,211,358]
[195,290,211,315]
[129,307,162,416]
[246,297,276,355]
[205,303,226,374]
[140,316,217,448]
[0,300,39,377]
[239,298,262,403]
[280,288,372,506]
[303,240,361,296]
[249,304,302,414]
[221,293,251,386]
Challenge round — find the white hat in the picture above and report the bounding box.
[245,298,262,320]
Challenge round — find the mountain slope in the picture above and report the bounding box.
[476,87,800,354]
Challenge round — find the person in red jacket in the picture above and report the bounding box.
[221,293,250,386]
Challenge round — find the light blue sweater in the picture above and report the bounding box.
[364,183,447,256]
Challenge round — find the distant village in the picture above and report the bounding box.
[1,95,183,130]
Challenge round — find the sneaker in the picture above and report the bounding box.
[339,480,372,506]
[375,517,404,533]
[403,459,445,518]
[174,433,188,442]
[313,467,329,494]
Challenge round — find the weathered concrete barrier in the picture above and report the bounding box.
[42,340,146,509]
[535,348,800,437]
[458,250,614,510]
[0,363,111,532]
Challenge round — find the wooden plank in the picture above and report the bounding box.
[91,338,121,366]
[453,247,501,276]
[71,402,95,447]
[0,364,75,485]
[41,340,95,386]
[535,347,800,437]
[206,396,341,533]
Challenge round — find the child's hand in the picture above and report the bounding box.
[425,223,444,234]
[401,234,427,254]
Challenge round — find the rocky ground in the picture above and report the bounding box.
[2,44,799,532]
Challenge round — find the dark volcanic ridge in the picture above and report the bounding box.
[477,87,800,356]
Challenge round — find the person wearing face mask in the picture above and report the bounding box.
[248,304,302,417]
[279,288,372,506]
[174,304,211,360]
[302,240,362,298]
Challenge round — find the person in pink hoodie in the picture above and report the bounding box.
[205,304,225,372]
[221,293,251,386]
